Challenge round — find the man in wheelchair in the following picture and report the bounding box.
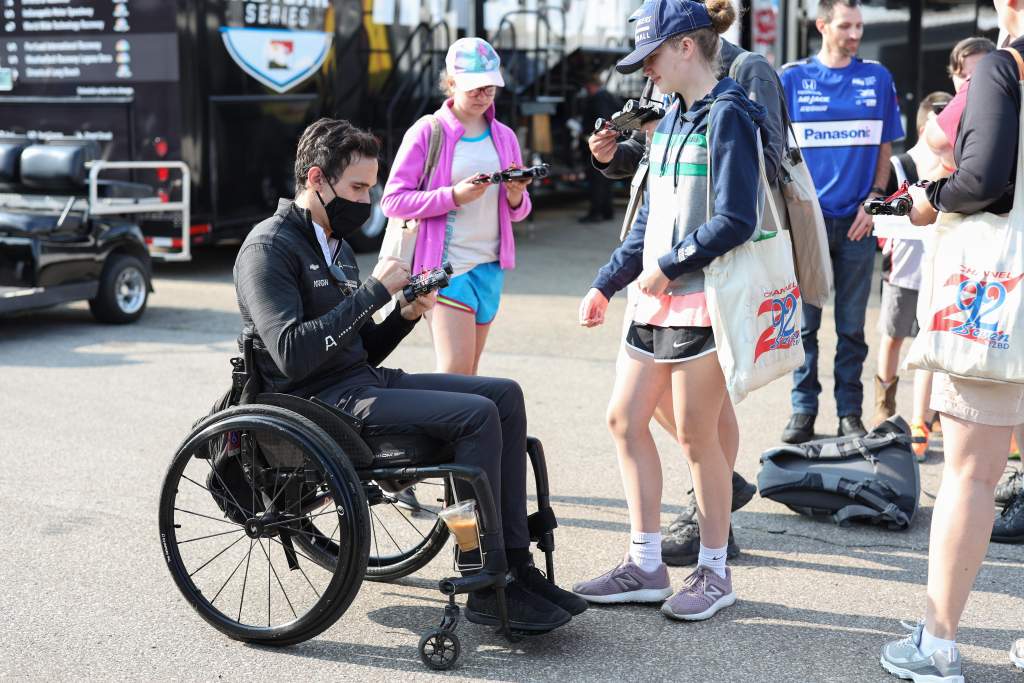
[231,117,586,633]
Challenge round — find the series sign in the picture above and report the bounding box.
[220,0,335,93]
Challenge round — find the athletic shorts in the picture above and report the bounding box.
[931,372,1024,427]
[878,281,919,339]
[625,322,715,363]
[437,261,504,325]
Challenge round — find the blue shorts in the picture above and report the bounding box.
[437,261,504,325]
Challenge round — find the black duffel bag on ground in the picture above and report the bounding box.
[757,416,920,530]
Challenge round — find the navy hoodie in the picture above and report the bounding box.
[592,78,768,299]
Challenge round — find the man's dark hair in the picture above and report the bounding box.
[293,118,380,192]
[817,0,860,23]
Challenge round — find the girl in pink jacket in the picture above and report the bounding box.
[381,37,532,375]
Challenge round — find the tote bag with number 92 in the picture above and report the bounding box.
[905,47,1024,385]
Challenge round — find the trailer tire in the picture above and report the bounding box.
[89,254,150,324]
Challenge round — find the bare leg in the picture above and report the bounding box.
[427,304,478,375]
[924,415,1011,639]
[470,323,491,375]
[606,347,673,533]
[653,391,676,437]
[912,370,934,425]
[671,352,731,548]
[877,334,903,383]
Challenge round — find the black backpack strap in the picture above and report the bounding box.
[832,478,911,529]
[833,502,909,529]
[811,433,910,461]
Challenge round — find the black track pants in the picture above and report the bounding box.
[321,365,529,549]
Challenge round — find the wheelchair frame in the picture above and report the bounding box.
[159,343,560,671]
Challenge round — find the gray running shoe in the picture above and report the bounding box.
[572,559,672,604]
[880,621,964,683]
[1011,638,1024,670]
[660,565,735,621]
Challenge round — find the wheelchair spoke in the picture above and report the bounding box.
[369,506,404,554]
[210,541,253,605]
[175,507,243,527]
[238,539,255,622]
[371,508,381,562]
[188,532,247,578]
[258,470,298,521]
[257,538,297,620]
[262,508,337,530]
[267,537,321,598]
[267,533,331,567]
[177,527,246,545]
[387,502,428,540]
[203,455,247,521]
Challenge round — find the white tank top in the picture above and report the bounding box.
[443,129,501,276]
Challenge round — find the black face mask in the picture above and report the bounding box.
[315,181,372,241]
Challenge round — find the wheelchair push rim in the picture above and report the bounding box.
[158,406,370,646]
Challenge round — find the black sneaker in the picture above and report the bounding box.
[782,414,815,444]
[837,415,867,438]
[992,490,1024,544]
[662,523,740,567]
[513,563,588,616]
[996,469,1024,507]
[667,473,757,533]
[465,579,571,632]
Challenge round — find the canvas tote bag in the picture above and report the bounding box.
[374,115,443,322]
[905,48,1024,384]
[704,106,805,404]
[729,51,832,308]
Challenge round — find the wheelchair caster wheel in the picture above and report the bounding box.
[419,629,460,671]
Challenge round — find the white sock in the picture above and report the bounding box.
[698,542,728,578]
[919,627,958,660]
[628,531,662,572]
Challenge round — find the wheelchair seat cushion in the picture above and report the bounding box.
[361,432,455,468]
[253,393,374,468]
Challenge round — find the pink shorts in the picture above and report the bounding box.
[931,373,1024,427]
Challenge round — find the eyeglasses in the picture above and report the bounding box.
[465,86,497,98]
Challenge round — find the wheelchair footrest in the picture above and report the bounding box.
[528,507,557,541]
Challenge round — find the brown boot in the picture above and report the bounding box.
[871,375,899,427]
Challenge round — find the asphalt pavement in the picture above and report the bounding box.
[1,203,1022,682]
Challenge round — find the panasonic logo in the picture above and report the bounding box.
[793,120,883,148]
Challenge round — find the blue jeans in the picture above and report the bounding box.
[791,214,876,417]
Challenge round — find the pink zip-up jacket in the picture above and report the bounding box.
[380,99,531,274]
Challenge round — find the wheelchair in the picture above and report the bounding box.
[157,343,560,671]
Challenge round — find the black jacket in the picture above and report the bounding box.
[928,39,1023,215]
[593,39,786,185]
[233,199,417,396]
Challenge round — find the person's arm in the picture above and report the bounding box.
[736,57,785,184]
[928,51,1019,215]
[504,132,533,221]
[235,242,391,382]
[657,104,758,279]
[591,186,649,298]
[359,305,418,366]
[380,119,458,221]
[923,116,955,170]
[593,135,647,179]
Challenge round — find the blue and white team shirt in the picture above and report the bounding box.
[781,57,905,218]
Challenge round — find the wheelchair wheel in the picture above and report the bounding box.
[292,476,452,583]
[158,405,370,646]
[419,628,460,670]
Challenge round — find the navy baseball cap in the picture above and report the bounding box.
[616,0,713,74]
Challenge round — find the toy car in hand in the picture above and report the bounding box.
[863,180,922,216]
[401,262,454,305]
[594,99,666,135]
[471,164,550,185]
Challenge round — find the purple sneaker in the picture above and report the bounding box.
[660,565,735,621]
[572,559,672,604]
